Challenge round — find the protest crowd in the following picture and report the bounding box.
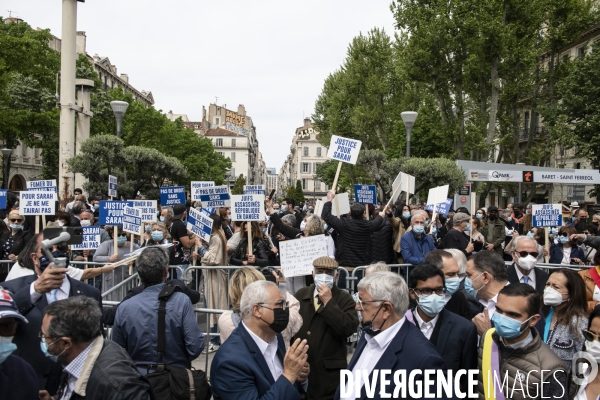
[1,174,600,400]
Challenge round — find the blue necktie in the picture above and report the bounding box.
[48,289,58,303]
[523,276,530,285]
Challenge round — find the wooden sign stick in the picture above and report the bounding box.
[366,204,370,220]
[470,192,477,241]
[113,226,118,257]
[331,161,343,191]
[35,215,39,234]
[544,228,550,263]
[385,183,402,209]
[247,222,252,255]
[429,187,439,235]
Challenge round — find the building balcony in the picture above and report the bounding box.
[519,126,547,141]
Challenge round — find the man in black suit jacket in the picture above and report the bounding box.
[507,236,549,296]
[336,272,451,400]
[1,232,101,395]
[407,263,478,392]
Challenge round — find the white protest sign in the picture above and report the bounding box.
[128,200,157,222]
[122,206,142,235]
[191,181,215,201]
[19,191,56,215]
[532,204,563,227]
[194,185,230,207]
[243,185,266,195]
[391,172,415,202]
[71,226,101,250]
[26,179,57,192]
[425,185,449,208]
[108,175,118,198]
[230,194,265,221]
[279,235,328,278]
[314,200,324,217]
[321,193,351,216]
[326,135,362,165]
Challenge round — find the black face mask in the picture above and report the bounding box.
[360,304,386,337]
[488,214,497,221]
[39,252,70,272]
[262,307,289,334]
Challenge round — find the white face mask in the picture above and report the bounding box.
[56,220,64,227]
[314,273,334,290]
[517,255,537,271]
[585,339,600,362]
[80,220,91,227]
[543,287,568,307]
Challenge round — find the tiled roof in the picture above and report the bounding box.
[204,128,242,137]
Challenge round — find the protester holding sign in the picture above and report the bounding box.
[549,226,585,265]
[387,204,411,257]
[219,207,234,240]
[197,213,228,352]
[0,210,31,280]
[141,222,177,265]
[230,221,270,267]
[170,204,195,279]
[93,227,139,299]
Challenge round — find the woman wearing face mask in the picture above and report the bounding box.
[469,218,485,253]
[550,226,586,265]
[389,204,412,260]
[570,305,600,399]
[541,269,588,373]
[219,207,234,240]
[230,221,270,268]
[53,211,71,228]
[142,222,177,265]
[0,211,31,279]
[197,214,229,352]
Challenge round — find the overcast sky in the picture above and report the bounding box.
[5,1,396,171]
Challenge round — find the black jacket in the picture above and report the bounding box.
[440,228,471,256]
[102,279,200,326]
[269,213,303,239]
[371,217,395,263]
[0,354,38,400]
[230,237,270,267]
[0,229,32,260]
[321,201,385,267]
[507,264,549,296]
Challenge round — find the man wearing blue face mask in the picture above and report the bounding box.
[407,264,477,392]
[294,256,359,400]
[0,288,38,400]
[477,284,568,400]
[400,213,436,265]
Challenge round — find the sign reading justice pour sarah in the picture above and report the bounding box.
[327,135,362,165]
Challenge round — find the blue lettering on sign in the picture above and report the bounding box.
[98,201,134,226]
[425,198,454,216]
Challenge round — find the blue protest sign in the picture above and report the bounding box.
[0,190,7,209]
[354,185,377,205]
[72,226,101,250]
[532,204,563,227]
[108,175,118,198]
[123,206,142,234]
[243,185,266,195]
[187,207,214,242]
[425,198,453,216]
[26,179,57,193]
[202,208,215,215]
[98,200,134,226]
[195,185,230,207]
[159,186,186,206]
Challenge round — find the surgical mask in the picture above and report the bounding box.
[9,224,22,230]
[445,278,460,295]
[413,225,425,235]
[56,220,64,227]
[0,336,16,364]
[417,293,447,318]
[300,221,306,231]
[464,273,485,298]
[145,225,152,233]
[261,307,289,334]
[476,213,483,219]
[40,338,65,362]
[80,220,91,227]
[323,224,328,231]
[94,204,99,210]
[507,216,513,222]
[402,212,411,219]
[39,251,69,272]
[543,287,568,307]
[491,313,533,339]
[117,236,127,245]
[262,228,268,235]
[314,273,334,290]
[518,255,537,271]
[584,340,600,363]
[558,235,569,244]
[160,216,165,222]
[151,231,164,242]
[360,304,385,337]
[465,223,471,233]
[526,231,534,238]
[526,210,531,215]
[550,227,558,235]
[425,220,430,228]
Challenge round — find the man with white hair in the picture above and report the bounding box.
[211,280,310,399]
[507,235,549,296]
[400,212,436,265]
[336,272,449,400]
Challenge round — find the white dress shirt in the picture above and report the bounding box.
[515,267,536,290]
[30,276,70,304]
[413,309,440,340]
[341,317,405,400]
[242,322,283,382]
[479,282,510,320]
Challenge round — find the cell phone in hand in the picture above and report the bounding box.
[268,189,275,200]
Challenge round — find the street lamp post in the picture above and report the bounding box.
[110,101,129,138]
[1,148,12,190]
[401,111,418,158]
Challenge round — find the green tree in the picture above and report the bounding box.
[294,180,305,204]
[231,174,246,195]
[284,185,296,201]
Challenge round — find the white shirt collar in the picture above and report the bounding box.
[515,266,536,285]
[365,317,405,349]
[413,308,440,330]
[242,321,278,356]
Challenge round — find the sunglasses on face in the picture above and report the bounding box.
[582,330,600,342]
[558,232,568,237]
[9,219,23,223]
[117,234,127,238]
[514,250,539,258]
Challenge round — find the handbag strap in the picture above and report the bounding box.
[186,368,195,398]
[157,283,181,365]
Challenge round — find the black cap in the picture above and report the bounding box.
[173,203,187,219]
[488,206,499,212]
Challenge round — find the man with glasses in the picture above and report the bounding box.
[337,271,449,400]
[507,236,549,296]
[211,280,310,399]
[1,235,101,395]
[0,288,38,400]
[294,256,359,399]
[407,264,477,392]
[38,296,153,400]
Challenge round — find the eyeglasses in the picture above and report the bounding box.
[258,300,289,311]
[582,330,600,342]
[514,250,539,258]
[411,287,446,296]
[38,331,55,343]
[9,219,23,223]
[558,232,569,237]
[356,298,386,310]
[117,234,127,238]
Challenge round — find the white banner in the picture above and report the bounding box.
[230,194,265,221]
[326,135,362,165]
[122,207,142,235]
[280,235,328,278]
[19,191,56,215]
[533,170,600,184]
[71,226,101,250]
[191,181,215,201]
[321,193,350,217]
[128,200,158,222]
